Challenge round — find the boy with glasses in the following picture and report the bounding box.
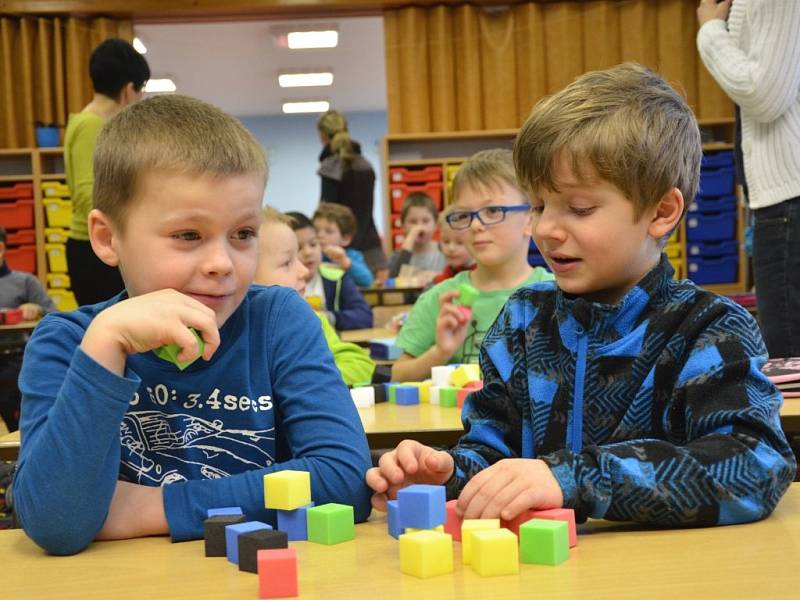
[391,149,553,382]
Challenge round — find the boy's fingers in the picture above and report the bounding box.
[437,290,460,308]
[396,442,422,477]
[365,467,389,493]
[377,450,407,485]
[370,492,388,512]
[424,450,454,482]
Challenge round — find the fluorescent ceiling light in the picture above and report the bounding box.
[278,72,334,88]
[132,37,147,54]
[282,100,330,114]
[145,78,177,93]
[287,30,338,49]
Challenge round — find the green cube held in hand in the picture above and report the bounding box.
[307,503,355,545]
[153,327,205,371]
[457,283,480,308]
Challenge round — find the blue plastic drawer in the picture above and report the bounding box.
[686,239,739,257]
[699,166,735,197]
[689,194,736,214]
[701,150,734,169]
[688,255,738,285]
[686,210,737,242]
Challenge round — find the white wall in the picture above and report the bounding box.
[239,111,388,234]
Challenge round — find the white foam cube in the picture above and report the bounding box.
[431,365,456,388]
[429,385,441,406]
[351,386,375,408]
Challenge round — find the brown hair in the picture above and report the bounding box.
[400,192,438,224]
[93,94,267,230]
[514,62,701,219]
[452,148,528,205]
[313,202,357,238]
[317,110,354,166]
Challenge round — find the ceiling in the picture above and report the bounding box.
[134,16,387,117]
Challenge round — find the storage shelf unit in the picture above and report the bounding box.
[380,119,748,294]
[0,148,77,311]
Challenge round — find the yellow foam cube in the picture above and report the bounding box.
[450,364,481,388]
[399,530,453,579]
[418,380,432,403]
[461,518,500,564]
[263,470,311,510]
[407,525,444,533]
[471,529,519,576]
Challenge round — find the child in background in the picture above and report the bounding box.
[313,202,373,287]
[285,211,373,331]
[13,95,372,556]
[387,192,446,280]
[0,227,56,431]
[391,149,554,382]
[368,63,794,528]
[432,209,474,284]
[256,207,375,385]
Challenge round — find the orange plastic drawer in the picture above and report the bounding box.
[6,244,36,273]
[5,229,35,245]
[390,182,444,212]
[0,182,33,199]
[389,166,443,183]
[0,199,35,229]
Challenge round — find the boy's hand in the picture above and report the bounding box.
[366,439,455,511]
[434,290,471,357]
[96,480,168,540]
[697,0,731,26]
[18,303,41,320]
[401,225,425,252]
[81,289,220,376]
[456,458,563,520]
[323,245,352,270]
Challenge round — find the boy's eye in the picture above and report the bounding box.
[233,228,257,240]
[531,205,544,214]
[174,231,201,241]
[483,206,504,217]
[571,207,595,216]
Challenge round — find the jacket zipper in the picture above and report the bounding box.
[571,326,588,453]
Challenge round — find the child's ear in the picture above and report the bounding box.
[341,233,353,247]
[648,187,684,239]
[88,209,121,267]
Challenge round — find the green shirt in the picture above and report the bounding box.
[396,268,555,364]
[317,312,375,386]
[64,112,105,241]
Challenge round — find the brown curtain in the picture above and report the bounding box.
[0,15,133,149]
[384,0,733,134]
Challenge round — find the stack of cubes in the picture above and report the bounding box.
[686,150,738,285]
[391,484,577,579]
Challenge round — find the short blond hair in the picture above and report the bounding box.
[262,206,293,227]
[94,94,267,230]
[514,62,701,218]
[313,202,357,237]
[452,148,528,204]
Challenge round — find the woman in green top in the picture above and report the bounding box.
[65,38,149,305]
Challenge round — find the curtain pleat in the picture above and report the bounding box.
[0,15,133,148]
[384,0,734,134]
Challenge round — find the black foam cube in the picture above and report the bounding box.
[238,529,289,573]
[204,514,247,557]
[372,383,387,403]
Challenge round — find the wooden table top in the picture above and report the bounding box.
[4,484,799,599]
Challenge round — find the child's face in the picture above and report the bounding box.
[314,217,349,248]
[531,154,663,304]
[294,226,322,281]
[439,227,472,269]
[255,222,309,295]
[100,170,263,327]
[403,206,437,247]
[453,181,532,268]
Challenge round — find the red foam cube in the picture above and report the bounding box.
[457,388,469,408]
[501,509,538,536]
[258,548,298,598]
[444,499,462,541]
[530,508,577,547]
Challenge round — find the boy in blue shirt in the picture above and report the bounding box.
[14,94,371,555]
[368,63,795,527]
[313,202,373,287]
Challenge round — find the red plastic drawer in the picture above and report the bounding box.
[389,166,443,183]
[0,199,35,229]
[0,182,33,199]
[5,229,35,245]
[5,244,36,273]
[390,182,444,212]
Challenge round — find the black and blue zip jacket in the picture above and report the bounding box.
[447,255,796,526]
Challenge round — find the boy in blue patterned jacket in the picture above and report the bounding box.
[367,63,796,527]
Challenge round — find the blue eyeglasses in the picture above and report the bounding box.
[445,205,531,230]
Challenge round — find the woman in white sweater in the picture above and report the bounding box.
[697,0,800,358]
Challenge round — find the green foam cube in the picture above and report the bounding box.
[519,518,569,565]
[457,282,480,307]
[439,386,458,408]
[307,503,355,545]
[152,328,205,370]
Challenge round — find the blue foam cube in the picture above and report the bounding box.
[225,521,271,564]
[397,484,446,529]
[387,499,404,539]
[277,501,315,541]
[207,506,243,518]
[395,385,420,405]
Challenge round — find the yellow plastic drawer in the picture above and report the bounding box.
[48,289,78,312]
[665,243,682,259]
[43,198,73,228]
[41,181,70,198]
[45,243,68,273]
[47,273,71,289]
[45,227,70,243]
[670,260,684,279]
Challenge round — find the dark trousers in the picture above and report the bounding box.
[66,238,125,306]
[0,358,21,432]
[752,196,800,358]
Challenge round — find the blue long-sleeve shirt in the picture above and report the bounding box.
[447,255,795,526]
[323,248,373,288]
[14,286,372,555]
